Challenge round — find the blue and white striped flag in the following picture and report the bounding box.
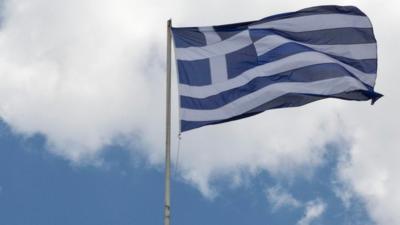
[171,5,382,132]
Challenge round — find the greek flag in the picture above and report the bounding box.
[171,5,382,132]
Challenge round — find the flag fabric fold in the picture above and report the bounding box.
[171,5,382,132]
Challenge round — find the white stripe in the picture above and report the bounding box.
[199,27,230,83]
[174,30,252,61]
[175,32,376,61]
[181,77,367,121]
[209,55,228,83]
[249,14,372,32]
[179,51,376,98]
[254,35,377,59]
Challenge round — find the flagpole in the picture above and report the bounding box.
[164,19,172,225]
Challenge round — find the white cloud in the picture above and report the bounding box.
[0,0,170,162]
[297,199,326,225]
[265,186,327,224]
[0,1,400,224]
[265,185,301,211]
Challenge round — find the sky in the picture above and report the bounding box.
[0,0,399,225]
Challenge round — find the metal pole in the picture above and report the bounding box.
[164,19,172,225]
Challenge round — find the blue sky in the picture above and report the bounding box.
[0,120,373,225]
[0,1,399,225]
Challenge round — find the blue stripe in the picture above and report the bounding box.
[177,58,212,86]
[256,5,366,24]
[180,63,370,110]
[246,90,382,115]
[172,5,365,36]
[328,56,377,73]
[258,42,310,64]
[181,90,382,132]
[250,28,376,44]
[296,5,366,16]
[226,44,258,79]
[172,27,207,48]
[257,42,377,73]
